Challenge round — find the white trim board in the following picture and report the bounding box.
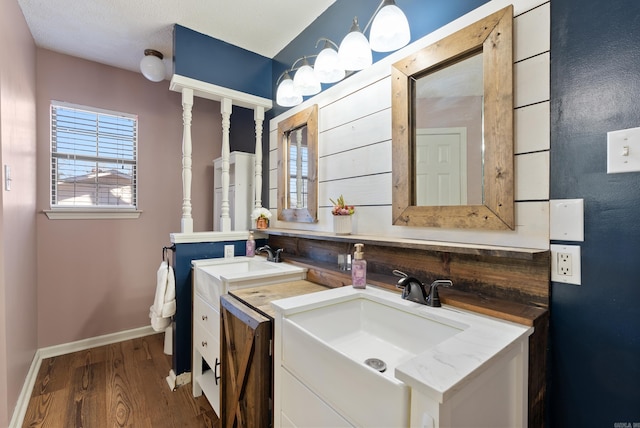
[9,326,157,428]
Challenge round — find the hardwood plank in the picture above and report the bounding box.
[229,280,328,318]
[22,334,218,428]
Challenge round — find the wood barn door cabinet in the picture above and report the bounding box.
[220,294,272,428]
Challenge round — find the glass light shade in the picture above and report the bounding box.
[314,46,345,83]
[369,1,411,52]
[293,62,321,96]
[140,51,165,82]
[276,76,303,107]
[338,19,372,71]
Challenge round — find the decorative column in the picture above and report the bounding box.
[254,106,264,209]
[295,128,304,208]
[220,98,233,232]
[180,88,194,233]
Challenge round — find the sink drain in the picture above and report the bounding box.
[364,358,387,373]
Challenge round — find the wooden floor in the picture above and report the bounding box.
[22,333,219,428]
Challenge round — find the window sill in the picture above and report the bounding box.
[43,209,142,220]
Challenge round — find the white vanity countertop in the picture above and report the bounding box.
[271,285,533,403]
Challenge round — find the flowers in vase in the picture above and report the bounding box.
[252,207,272,221]
[252,207,272,229]
[330,195,355,216]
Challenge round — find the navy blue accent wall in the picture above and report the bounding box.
[270,0,490,117]
[550,0,640,425]
[171,239,265,374]
[173,25,273,100]
[229,105,259,153]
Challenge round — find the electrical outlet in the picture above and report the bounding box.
[551,244,581,285]
[224,245,234,258]
[557,252,572,276]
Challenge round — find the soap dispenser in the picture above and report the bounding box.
[246,231,255,257]
[351,243,367,289]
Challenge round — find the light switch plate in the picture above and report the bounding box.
[550,199,584,241]
[607,126,640,173]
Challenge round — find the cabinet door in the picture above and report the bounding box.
[220,295,272,428]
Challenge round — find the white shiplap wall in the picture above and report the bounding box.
[269,0,550,250]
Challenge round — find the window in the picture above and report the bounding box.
[49,101,139,218]
[288,143,308,208]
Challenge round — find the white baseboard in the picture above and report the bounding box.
[9,325,157,428]
[38,325,156,359]
[166,369,192,391]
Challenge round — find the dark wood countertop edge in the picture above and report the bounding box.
[258,228,548,260]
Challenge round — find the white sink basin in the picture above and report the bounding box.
[273,286,532,427]
[288,296,464,378]
[192,256,307,308]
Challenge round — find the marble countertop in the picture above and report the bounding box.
[271,285,533,402]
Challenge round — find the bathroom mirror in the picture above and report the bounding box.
[277,104,318,223]
[391,5,514,230]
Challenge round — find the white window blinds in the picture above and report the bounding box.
[50,102,138,209]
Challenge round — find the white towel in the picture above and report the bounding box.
[150,261,176,332]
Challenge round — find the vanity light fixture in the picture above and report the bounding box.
[369,0,411,52]
[275,0,410,106]
[314,38,345,83]
[293,57,322,96]
[337,17,372,71]
[139,49,165,82]
[276,71,303,107]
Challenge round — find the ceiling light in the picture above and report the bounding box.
[276,71,303,107]
[293,57,321,96]
[369,0,411,52]
[338,17,372,71]
[314,39,345,84]
[140,49,165,82]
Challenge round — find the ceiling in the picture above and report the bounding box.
[17,0,337,81]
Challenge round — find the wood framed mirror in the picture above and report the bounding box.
[277,104,318,223]
[391,5,514,230]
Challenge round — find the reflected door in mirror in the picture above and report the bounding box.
[413,51,483,206]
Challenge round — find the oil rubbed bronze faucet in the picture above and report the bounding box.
[256,245,284,263]
[393,270,452,307]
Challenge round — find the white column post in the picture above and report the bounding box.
[254,106,264,210]
[180,88,194,233]
[220,98,233,232]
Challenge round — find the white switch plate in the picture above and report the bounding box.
[224,245,234,258]
[551,244,581,285]
[4,165,11,191]
[550,199,584,241]
[607,126,640,173]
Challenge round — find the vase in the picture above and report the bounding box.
[333,215,352,235]
[256,217,268,229]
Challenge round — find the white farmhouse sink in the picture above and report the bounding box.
[192,256,307,308]
[272,286,533,427]
[288,297,465,378]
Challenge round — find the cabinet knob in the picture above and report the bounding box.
[201,315,208,321]
[201,340,207,347]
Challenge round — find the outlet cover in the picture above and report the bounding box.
[224,245,234,258]
[551,244,581,285]
[550,199,584,241]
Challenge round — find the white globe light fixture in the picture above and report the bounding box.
[293,57,321,96]
[314,39,345,83]
[338,17,372,71]
[139,49,165,82]
[276,71,303,107]
[369,0,411,52]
